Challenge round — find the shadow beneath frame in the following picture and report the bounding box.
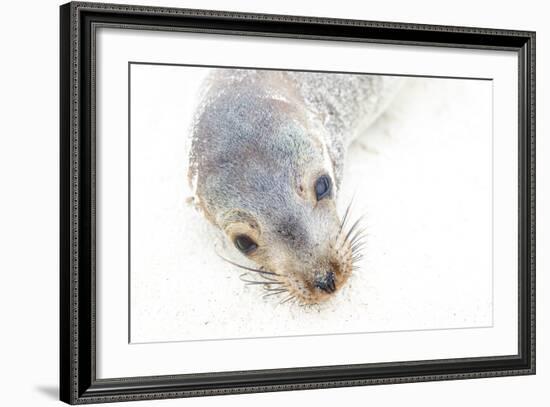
[35,385,58,400]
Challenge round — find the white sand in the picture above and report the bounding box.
[130,65,493,343]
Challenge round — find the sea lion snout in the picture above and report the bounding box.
[314,271,336,293]
[211,181,355,304]
[232,206,355,304]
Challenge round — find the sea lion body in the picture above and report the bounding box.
[188,69,402,304]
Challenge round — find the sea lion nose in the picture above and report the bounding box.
[315,271,336,293]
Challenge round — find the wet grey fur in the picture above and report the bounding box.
[187,69,402,282]
[188,69,402,221]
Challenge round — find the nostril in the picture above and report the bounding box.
[326,271,336,292]
[315,271,336,293]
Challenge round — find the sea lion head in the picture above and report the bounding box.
[188,79,361,304]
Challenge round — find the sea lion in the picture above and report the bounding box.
[188,69,402,305]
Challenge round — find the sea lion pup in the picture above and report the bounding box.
[188,69,402,305]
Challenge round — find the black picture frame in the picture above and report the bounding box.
[60,1,536,404]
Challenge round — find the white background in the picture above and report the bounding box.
[0,0,547,405]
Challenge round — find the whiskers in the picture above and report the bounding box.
[216,252,295,304]
[337,198,367,273]
[215,252,277,278]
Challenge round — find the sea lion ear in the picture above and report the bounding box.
[188,191,217,226]
[186,196,205,212]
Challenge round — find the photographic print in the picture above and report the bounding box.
[129,65,493,343]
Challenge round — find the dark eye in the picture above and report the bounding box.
[234,235,258,254]
[314,175,331,201]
